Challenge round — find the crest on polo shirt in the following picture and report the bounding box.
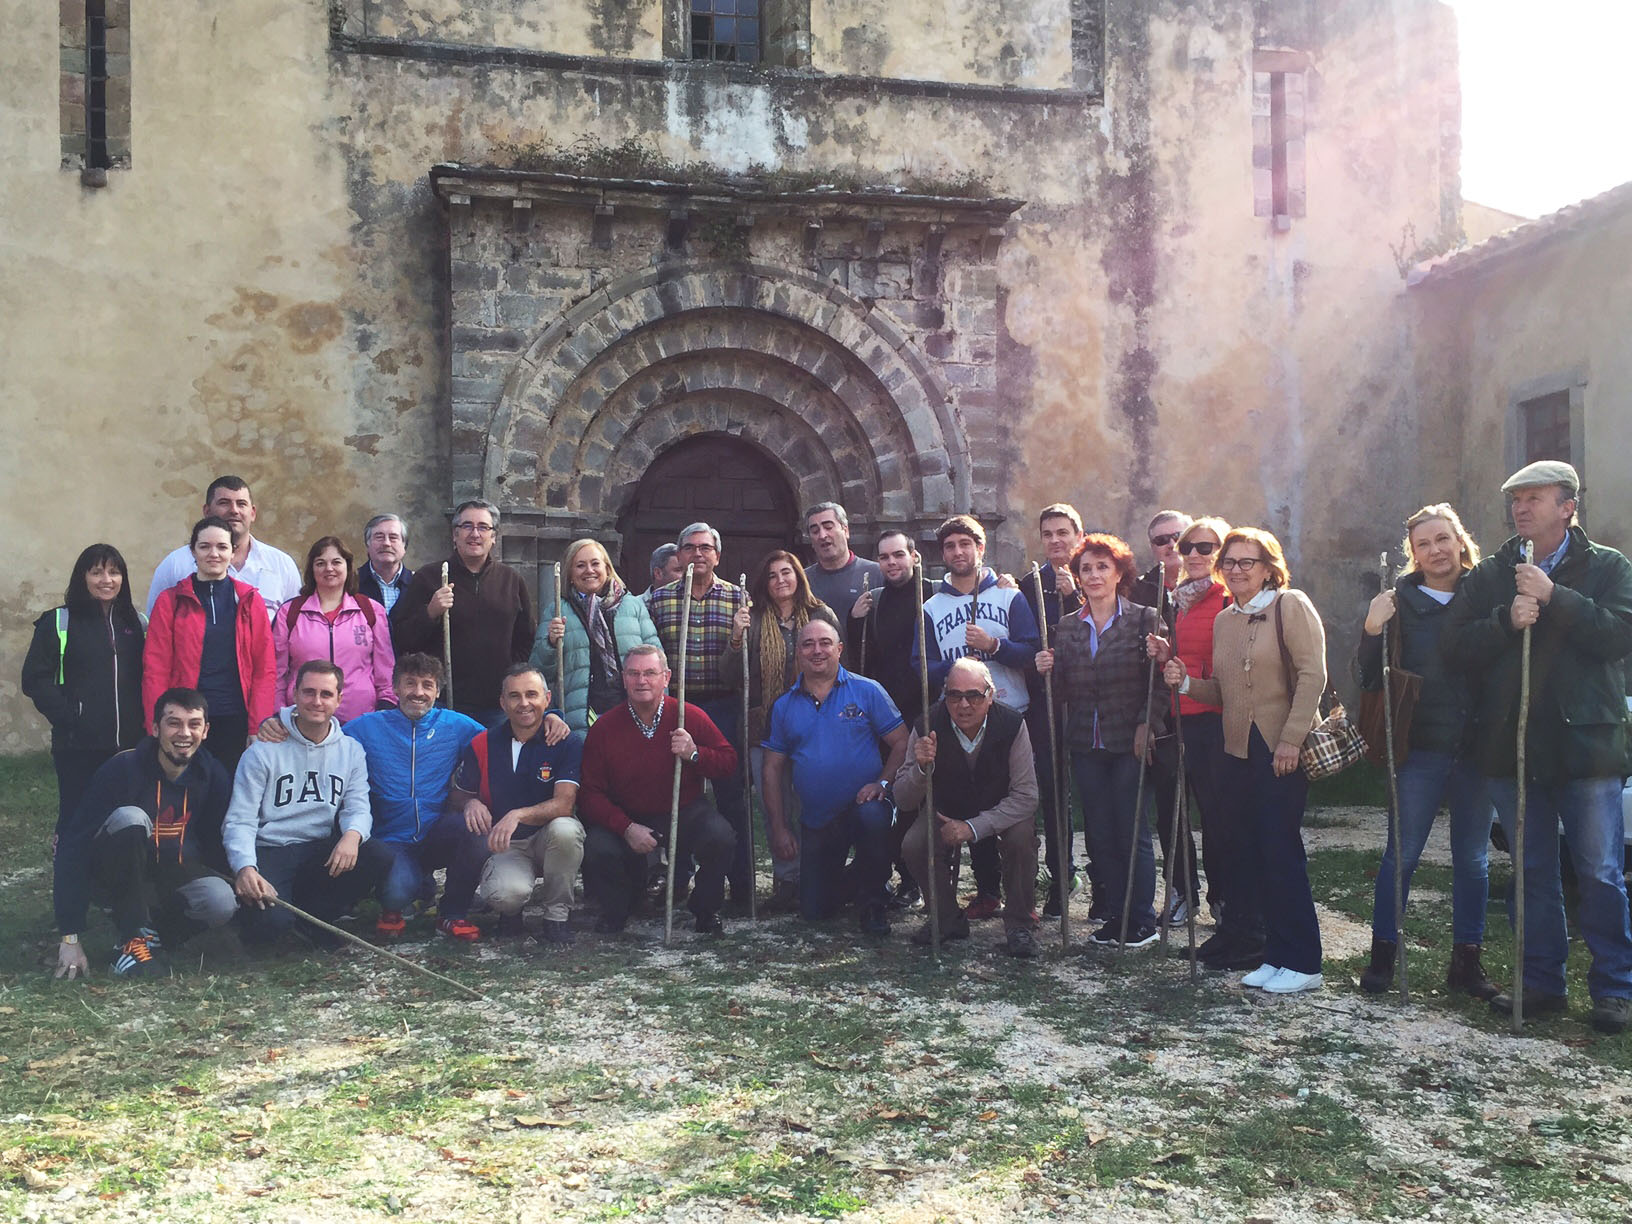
[841,703,864,720]
[536,763,553,782]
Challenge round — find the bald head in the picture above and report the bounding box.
[797,619,841,650]
[796,617,843,682]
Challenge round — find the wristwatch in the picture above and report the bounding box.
[689,749,700,763]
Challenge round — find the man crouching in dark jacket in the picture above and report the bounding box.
[1442,460,1632,1033]
[51,688,236,979]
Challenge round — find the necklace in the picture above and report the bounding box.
[629,701,662,740]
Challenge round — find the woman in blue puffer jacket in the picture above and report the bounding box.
[529,538,662,731]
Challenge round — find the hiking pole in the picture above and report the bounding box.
[916,562,940,963]
[1156,581,1181,954]
[740,572,756,921]
[858,572,871,674]
[440,562,453,710]
[1174,755,1199,981]
[216,870,486,1001]
[664,563,696,946]
[553,561,565,711]
[1512,539,1535,1033]
[1379,551,1409,1003]
[1031,564,1070,952]
[1118,568,1164,956]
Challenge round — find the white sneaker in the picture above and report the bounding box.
[1168,897,1191,925]
[1241,963,1279,988]
[1263,968,1324,994]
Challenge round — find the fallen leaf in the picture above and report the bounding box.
[21,1167,52,1190]
[1290,1125,1324,1136]
[918,1054,942,1067]
[977,1110,999,1122]
[505,1089,527,1100]
[562,1173,588,1189]
[0,1006,16,1015]
[172,1084,202,1097]
[1085,1128,1110,1147]
[263,1048,286,1063]
[1133,1176,1178,1193]
[439,1148,474,1164]
[515,1115,573,1129]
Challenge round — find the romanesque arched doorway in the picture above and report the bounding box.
[617,432,800,592]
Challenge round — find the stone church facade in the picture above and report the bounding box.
[0,0,1464,747]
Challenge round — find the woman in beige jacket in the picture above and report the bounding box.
[1157,527,1327,994]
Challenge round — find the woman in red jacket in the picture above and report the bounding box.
[273,537,395,724]
[1169,517,1234,960]
[143,516,276,773]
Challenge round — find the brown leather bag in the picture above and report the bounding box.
[1357,612,1422,768]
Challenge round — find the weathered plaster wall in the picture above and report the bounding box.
[809,0,1073,86]
[1412,206,1632,559]
[360,0,662,60]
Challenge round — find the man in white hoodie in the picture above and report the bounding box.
[225,660,385,946]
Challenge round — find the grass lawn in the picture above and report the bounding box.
[2,750,1631,1222]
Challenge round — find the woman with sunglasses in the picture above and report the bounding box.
[1169,518,1234,950]
[1156,527,1327,993]
[1036,533,1167,948]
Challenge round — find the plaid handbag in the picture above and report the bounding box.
[1274,596,1367,780]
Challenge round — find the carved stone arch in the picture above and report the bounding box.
[482,259,969,526]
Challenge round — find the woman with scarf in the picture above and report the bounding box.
[725,551,840,909]
[529,538,662,731]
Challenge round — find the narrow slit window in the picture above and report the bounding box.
[60,0,129,171]
[1521,390,1573,464]
[1253,53,1307,222]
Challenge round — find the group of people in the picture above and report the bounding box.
[25,462,1632,1032]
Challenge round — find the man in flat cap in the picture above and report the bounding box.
[1443,460,1632,1033]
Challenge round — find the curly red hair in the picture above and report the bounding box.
[1071,533,1137,596]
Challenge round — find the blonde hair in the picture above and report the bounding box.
[1399,504,1480,576]
[563,538,614,592]
[1178,517,1232,547]
[1216,527,1290,589]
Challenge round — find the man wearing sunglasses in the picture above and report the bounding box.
[895,658,1040,957]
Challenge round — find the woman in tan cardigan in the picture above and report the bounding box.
[1156,527,1327,994]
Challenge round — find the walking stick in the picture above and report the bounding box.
[858,572,871,674]
[1512,539,1535,1033]
[1118,566,1164,956]
[664,563,696,946]
[1031,564,1070,951]
[1379,551,1409,1003]
[740,572,756,921]
[916,563,940,962]
[440,562,453,710]
[1155,581,1181,954]
[1174,755,1199,981]
[553,561,565,710]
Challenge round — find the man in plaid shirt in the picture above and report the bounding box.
[647,522,750,906]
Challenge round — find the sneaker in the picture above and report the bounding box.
[886,882,921,911]
[537,919,574,947]
[1488,987,1568,1021]
[858,904,891,939]
[1167,897,1191,925]
[495,912,526,939]
[1263,968,1323,995]
[1089,923,1123,946]
[437,917,481,942]
[1241,962,1280,989]
[1005,927,1038,959]
[693,912,724,936]
[1122,925,1159,949]
[111,933,165,978]
[964,893,1002,922]
[375,911,407,938]
[1591,996,1631,1034]
[912,914,971,945]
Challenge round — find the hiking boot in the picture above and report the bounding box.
[912,914,971,945]
[858,904,891,939]
[1446,943,1501,1001]
[1591,997,1631,1034]
[437,917,481,942]
[1488,987,1567,1022]
[1359,938,1397,995]
[537,919,574,947]
[693,911,724,936]
[375,910,407,938]
[1005,926,1038,959]
[111,933,166,978]
[964,893,1002,922]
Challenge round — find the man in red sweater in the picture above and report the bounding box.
[579,644,739,934]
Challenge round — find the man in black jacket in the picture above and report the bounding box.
[357,513,416,645]
[1443,460,1632,1033]
[51,688,237,979]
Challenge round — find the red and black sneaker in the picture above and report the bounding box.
[375,911,407,938]
[963,893,1002,922]
[436,917,481,943]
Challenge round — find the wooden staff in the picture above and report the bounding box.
[1157,578,1183,955]
[739,572,756,921]
[1117,565,1164,956]
[664,563,697,946]
[858,572,872,674]
[1379,551,1409,1002]
[1031,564,1070,951]
[1512,539,1534,1032]
[916,562,940,962]
[553,561,565,710]
[440,561,453,709]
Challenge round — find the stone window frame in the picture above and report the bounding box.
[1253,49,1308,228]
[1507,368,1588,498]
[60,0,131,175]
[664,0,810,68]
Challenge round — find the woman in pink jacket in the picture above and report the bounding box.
[272,537,395,724]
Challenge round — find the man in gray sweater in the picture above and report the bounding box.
[225,660,386,946]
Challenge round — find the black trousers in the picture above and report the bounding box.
[238,834,391,944]
[205,715,251,775]
[52,747,119,838]
[91,824,235,946]
[582,799,734,924]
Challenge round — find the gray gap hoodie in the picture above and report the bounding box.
[223,706,372,872]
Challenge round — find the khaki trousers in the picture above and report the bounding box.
[903,814,1038,931]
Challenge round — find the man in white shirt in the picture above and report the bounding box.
[145,475,301,619]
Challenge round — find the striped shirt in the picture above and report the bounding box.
[646,577,747,700]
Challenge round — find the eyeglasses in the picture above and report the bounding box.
[679,542,717,554]
[1149,532,1181,548]
[944,688,992,705]
[1219,556,1263,571]
[453,522,494,535]
[1178,540,1217,556]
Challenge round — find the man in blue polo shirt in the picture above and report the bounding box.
[436,664,584,945]
[762,620,908,936]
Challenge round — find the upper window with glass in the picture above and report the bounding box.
[691,0,761,63]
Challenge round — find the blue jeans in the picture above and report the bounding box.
[798,800,894,921]
[1071,748,1155,932]
[377,842,429,913]
[1491,776,1632,1000]
[697,696,750,900]
[1371,752,1490,944]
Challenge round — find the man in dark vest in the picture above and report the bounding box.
[893,657,1041,958]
